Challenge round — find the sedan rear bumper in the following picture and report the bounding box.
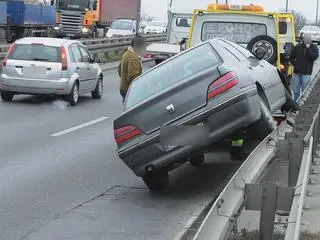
[0,74,72,95]
[118,88,261,177]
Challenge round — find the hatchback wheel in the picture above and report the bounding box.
[91,76,103,99]
[68,83,79,106]
[142,171,169,191]
[189,154,205,167]
[0,90,14,102]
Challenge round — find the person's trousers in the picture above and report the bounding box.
[120,90,127,103]
[292,73,311,101]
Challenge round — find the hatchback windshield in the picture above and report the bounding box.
[111,21,133,30]
[125,43,221,109]
[9,44,61,62]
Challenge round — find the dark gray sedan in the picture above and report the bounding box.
[113,38,293,191]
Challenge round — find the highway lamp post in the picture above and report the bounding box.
[136,0,141,36]
[317,0,319,24]
[285,0,288,11]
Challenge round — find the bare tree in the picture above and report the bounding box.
[140,12,154,22]
[291,10,308,33]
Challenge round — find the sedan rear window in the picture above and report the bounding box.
[125,43,221,109]
[201,22,267,44]
[9,44,61,62]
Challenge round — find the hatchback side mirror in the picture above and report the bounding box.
[179,38,187,51]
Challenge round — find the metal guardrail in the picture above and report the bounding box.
[284,82,320,239]
[192,62,320,240]
[0,33,167,60]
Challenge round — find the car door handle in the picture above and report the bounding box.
[87,67,90,70]
[76,67,80,70]
[247,66,253,70]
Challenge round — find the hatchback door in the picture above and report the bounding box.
[78,45,98,91]
[4,43,62,81]
[69,44,87,93]
[116,43,222,135]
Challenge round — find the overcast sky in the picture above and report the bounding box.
[141,0,318,23]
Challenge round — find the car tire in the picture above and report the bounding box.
[68,83,79,106]
[155,59,163,65]
[142,171,169,191]
[248,96,277,140]
[0,90,14,102]
[91,76,103,99]
[189,154,205,167]
[247,35,277,64]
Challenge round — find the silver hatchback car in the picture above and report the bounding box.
[0,37,103,105]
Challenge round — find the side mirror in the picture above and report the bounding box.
[284,42,294,58]
[92,1,97,10]
[254,46,267,60]
[50,0,54,5]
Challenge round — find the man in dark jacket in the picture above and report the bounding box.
[290,33,319,101]
[118,36,145,103]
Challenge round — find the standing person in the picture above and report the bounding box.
[290,33,319,101]
[118,36,146,103]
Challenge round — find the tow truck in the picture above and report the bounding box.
[187,4,296,82]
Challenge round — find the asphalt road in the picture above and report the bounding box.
[0,62,240,240]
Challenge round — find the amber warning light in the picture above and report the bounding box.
[207,4,264,12]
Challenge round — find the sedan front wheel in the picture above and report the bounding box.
[0,90,14,102]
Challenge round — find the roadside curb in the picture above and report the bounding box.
[101,59,154,71]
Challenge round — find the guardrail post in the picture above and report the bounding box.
[259,182,277,240]
[288,137,304,187]
[245,183,294,240]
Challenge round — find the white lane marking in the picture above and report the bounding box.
[50,117,109,137]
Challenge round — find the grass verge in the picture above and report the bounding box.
[228,229,320,240]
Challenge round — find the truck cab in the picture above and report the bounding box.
[187,4,296,79]
[144,0,214,65]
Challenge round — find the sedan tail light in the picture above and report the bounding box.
[144,53,153,58]
[2,43,16,67]
[207,71,239,100]
[114,125,142,144]
[60,46,68,70]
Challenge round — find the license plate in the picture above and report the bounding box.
[23,66,47,78]
[154,55,168,59]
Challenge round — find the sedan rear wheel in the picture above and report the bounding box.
[0,90,14,102]
[142,171,169,191]
[91,76,103,99]
[68,83,79,106]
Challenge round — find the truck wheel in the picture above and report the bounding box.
[248,96,277,140]
[155,59,163,65]
[1,90,14,102]
[189,154,205,167]
[142,171,169,191]
[247,35,277,64]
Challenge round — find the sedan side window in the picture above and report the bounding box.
[70,46,82,63]
[79,46,90,63]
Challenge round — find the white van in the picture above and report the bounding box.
[106,19,137,38]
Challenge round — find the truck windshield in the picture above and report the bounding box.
[111,21,133,30]
[56,0,89,11]
[201,22,267,44]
